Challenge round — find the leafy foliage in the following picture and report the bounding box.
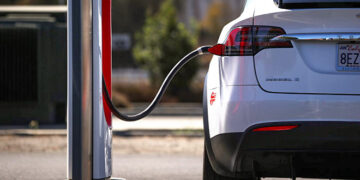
[133,0,198,95]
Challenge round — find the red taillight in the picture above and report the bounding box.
[252,125,298,132]
[209,26,292,56]
[224,27,253,56]
[253,26,292,54]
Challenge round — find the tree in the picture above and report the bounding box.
[201,2,233,42]
[132,0,198,97]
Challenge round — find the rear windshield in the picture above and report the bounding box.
[277,0,360,9]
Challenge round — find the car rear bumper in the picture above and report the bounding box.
[208,121,360,179]
[207,85,360,138]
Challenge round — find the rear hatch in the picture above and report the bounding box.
[253,3,360,95]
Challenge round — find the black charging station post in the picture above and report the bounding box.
[67,0,93,179]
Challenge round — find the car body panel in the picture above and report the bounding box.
[253,0,360,94]
[221,56,258,86]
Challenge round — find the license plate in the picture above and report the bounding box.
[337,44,360,71]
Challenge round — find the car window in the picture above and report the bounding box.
[276,0,360,8]
[283,0,360,2]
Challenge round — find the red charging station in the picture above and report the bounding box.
[67,0,113,179]
[66,1,212,179]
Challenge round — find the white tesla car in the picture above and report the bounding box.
[203,0,360,179]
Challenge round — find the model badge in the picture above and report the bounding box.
[266,77,300,82]
[210,92,216,105]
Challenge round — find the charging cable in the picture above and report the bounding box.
[102,45,217,121]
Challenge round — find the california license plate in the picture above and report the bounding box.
[337,44,360,71]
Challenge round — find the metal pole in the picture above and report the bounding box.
[67,0,93,179]
[93,0,113,178]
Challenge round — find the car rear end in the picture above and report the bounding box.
[205,0,360,179]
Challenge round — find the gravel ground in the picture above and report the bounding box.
[113,136,203,155]
[0,135,67,153]
[0,135,203,154]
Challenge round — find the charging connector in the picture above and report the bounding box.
[102,45,214,121]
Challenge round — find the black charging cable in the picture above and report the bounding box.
[102,45,213,121]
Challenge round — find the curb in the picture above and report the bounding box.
[0,129,204,137]
[113,129,204,137]
[0,129,67,136]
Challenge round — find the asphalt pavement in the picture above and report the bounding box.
[113,154,202,180]
[0,115,323,180]
[0,135,204,180]
[0,152,66,180]
[0,151,322,180]
[0,152,202,180]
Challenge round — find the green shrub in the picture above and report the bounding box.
[132,0,198,96]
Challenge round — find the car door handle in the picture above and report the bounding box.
[271,33,360,42]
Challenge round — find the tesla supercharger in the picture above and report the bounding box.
[66,1,215,178]
[67,0,112,179]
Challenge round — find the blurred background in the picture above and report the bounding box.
[0,0,241,125]
[0,0,244,179]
